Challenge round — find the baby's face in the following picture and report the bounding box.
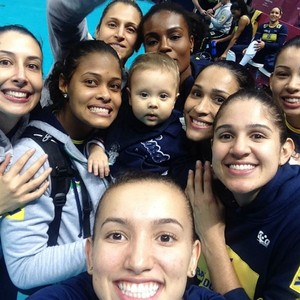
[128,68,178,126]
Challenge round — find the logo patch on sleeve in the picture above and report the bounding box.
[6,208,25,220]
[290,266,300,294]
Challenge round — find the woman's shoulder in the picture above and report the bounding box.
[184,284,227,299]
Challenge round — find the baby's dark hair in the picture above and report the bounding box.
[46,39,121,111]
[93,171,198,242]
[213,88,288,145]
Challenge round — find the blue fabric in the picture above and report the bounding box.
[225,163,300,299]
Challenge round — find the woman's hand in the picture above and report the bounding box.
[186,160,225,243]
[0,149,51,215]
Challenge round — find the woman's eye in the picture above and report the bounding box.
[0,59,12,66]
[85,79,97,86]
[107,22,117,29]
[191,89,202,98]
[170,34,181,41]
[219,133,233,140]
[251,133,265,140]
[107,232,125,241]
[126,26,137,34]
[110,82,121,91]
[214,97,226,105]
[145,39,158,47]
[28,63,41,71]
[158,233,176,244]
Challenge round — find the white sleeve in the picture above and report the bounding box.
[47,0,106,62]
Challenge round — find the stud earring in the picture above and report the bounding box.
[63,93,68,98]
[191,269,196,277]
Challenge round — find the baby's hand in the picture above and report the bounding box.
[88,145,110,178]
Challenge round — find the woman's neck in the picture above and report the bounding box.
[0,112,20,135]
[56,107,93,140]
[180,64,192,87]
[269,20,279,27]
[286,115,300,131]
[233,189,260,207]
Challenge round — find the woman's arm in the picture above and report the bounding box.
[220,16,250,59]
[47,0,106,62]
[192,0,206,15]
[1,141,86,289]
[0,149,51,215]
[186,161,247,296]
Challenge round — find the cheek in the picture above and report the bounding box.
[93,246,122,275]
[126,34,138,47]
[184,98,196,114]
[97,27,112,41]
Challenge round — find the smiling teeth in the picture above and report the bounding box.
[118,282,159,299]
[5,91,27,98]
[192,119,210,127]
[229,164,255,170]
[89,107,109,114]
[285,98,300,103]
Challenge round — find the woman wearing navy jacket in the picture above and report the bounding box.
[187,89,300,299]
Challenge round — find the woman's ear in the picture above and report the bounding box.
[127,87,132,106]
[58,73,68,95]
[188,240,201,278]
[85,237,94,275]
[280,138,295,165]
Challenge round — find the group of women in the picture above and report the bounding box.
[0,0,300,299]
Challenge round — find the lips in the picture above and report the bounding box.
[2,89,31,103]
[117,281,159,299]
[145,114,158,121]
[281,96,300,108]
[109,43,125,49]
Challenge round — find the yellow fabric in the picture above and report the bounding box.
[197,246,259,299]
[251,10,262,37]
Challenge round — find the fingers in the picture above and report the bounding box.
[87,159,110,178]
[104,164,110,177]
[203,161,213,195]
[18,167,52,196]
[7,149,36,175]
[20,181,50,204]
[18,153,49,183]
[0,153,12,175]
[87,159,94,174]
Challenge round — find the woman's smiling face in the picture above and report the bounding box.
[212,98,291,205]
[184,66,240,142]
[0,30,43,132]
[59,51,122,138]
[85,180,200,300]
